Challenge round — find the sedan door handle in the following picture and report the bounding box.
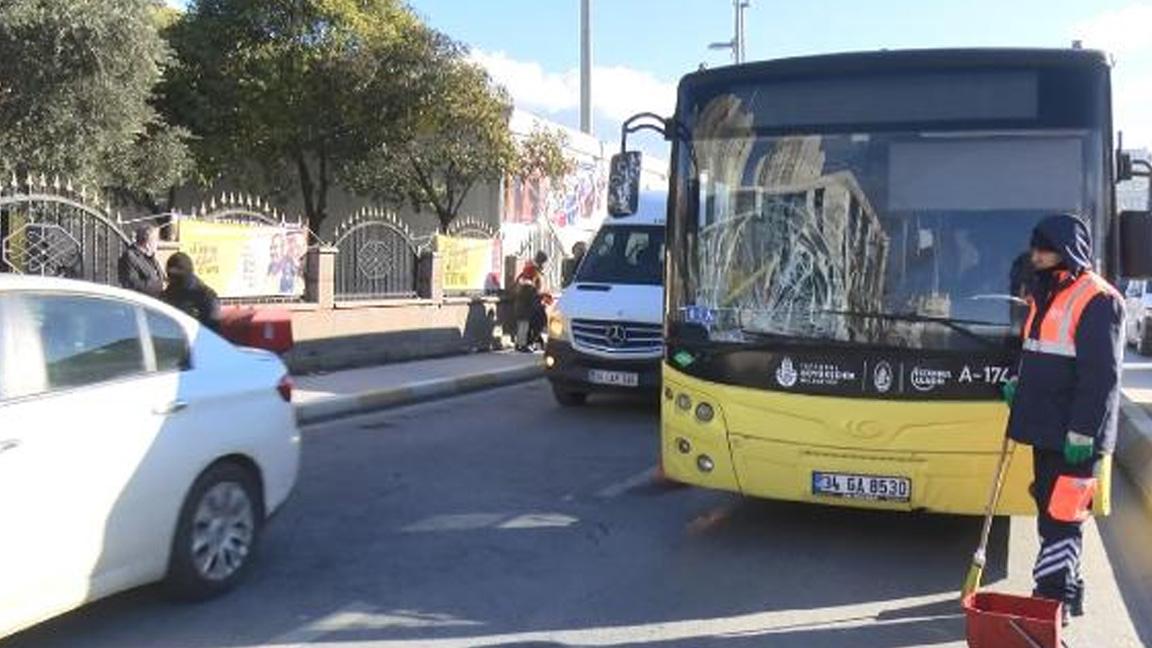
[154,401,189,416]
[0,439,20,454]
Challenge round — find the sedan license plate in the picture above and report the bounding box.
[587,369,639,387]
[812,471,911,503]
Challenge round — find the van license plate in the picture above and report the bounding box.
[812,471,911,502]
[588,369,639,387]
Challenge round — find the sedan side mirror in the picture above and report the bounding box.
[1120,210,1152,278]
[607,151,642,216]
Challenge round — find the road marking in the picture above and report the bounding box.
[261,593,962,647]
[595,467,657,499]
[266,603,482,647]
[402,512,580,533]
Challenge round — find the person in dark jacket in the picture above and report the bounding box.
[1005,213,1124,625]
[118,225,164,298]
[161,252,222,332]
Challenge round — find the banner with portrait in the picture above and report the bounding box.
[179,220,307,298]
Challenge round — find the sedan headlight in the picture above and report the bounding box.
[548,313,567,341]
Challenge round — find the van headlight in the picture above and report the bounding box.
[548,313,567,341]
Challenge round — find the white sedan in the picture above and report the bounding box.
[0,276,300,639]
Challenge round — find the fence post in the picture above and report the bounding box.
[504,255,520,295]
[417,250,444,301]
[307,246,337,308]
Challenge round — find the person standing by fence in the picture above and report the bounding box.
[514,251,548,352]
[118,225,164,298]
[162,252,222,332]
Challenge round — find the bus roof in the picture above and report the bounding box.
[679,48,1110,92]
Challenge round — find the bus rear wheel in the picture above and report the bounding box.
[552,385,588,407]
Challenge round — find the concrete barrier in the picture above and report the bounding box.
[1117,396,1152,513]
[295,362,544,425]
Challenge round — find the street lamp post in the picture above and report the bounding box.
[580,0,592,135]
[709,0,750,64]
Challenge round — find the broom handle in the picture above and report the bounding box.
[978,435,1014,556]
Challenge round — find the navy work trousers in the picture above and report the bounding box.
[1030,447,1098,610]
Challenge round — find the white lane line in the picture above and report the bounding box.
[265,603,483,647]
[595,467,657,499]
[262,593,962,648]
[265,602,376,647]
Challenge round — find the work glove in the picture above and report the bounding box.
[1064,431,1095,465]
[1001,377,1018,407]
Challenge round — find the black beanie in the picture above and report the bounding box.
[1030,229,1057,253]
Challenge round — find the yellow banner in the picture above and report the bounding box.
[180,220,307,298]
[437,234,495,293]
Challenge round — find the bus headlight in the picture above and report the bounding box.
[695,402,715,423]
[548,313,567,340]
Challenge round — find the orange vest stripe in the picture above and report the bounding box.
[1023,271,1116,358]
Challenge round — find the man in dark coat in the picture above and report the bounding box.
[1006,213,1124,625]
[118,225,164,298]
[161,252,222,332]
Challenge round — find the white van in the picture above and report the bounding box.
[544,191,666,406]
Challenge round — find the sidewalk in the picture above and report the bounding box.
[1119,353,1152,513]
[293,351,544,424]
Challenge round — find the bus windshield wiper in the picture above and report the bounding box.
[818,310,1006,350]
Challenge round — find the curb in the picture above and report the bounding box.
[1117,394,1152,514]
[295,362,545,425]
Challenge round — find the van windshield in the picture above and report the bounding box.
[575,226,665,286]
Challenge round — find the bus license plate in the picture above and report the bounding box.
[812,471,911,503]
[588,369,639,387]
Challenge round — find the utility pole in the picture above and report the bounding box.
[709,0,750,64]
[580,0,593,134]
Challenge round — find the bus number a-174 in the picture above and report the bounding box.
[958,365,1012,384]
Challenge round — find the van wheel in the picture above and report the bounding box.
[1139,321,1152,356]
[166,462,264,600]
[552,385,588,407]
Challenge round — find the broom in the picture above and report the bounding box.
[962,433,1015,600]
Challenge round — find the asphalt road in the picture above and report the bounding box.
[5,380,1151,648]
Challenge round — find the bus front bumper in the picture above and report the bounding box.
[660,365,1113,516]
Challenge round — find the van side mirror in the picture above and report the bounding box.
[1120,210,1152,278]
[607,151,642,216]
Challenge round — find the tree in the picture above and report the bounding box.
[513,125,577,221]
[163,0,438,238]
[344,50,520,233]
[0,0,192,201]
[516,126,576,184]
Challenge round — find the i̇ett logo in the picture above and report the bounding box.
[776,357,798,388]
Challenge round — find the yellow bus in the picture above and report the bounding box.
[609,49,1152,515]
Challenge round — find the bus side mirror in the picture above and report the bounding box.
[608,151,642,216]
[1120,210,1152,278]
[1117,150,1134,182]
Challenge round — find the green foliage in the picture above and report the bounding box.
[163,0,443,235]
[516,126,576,185]
[343,49,518,233]
[0,0,192,203]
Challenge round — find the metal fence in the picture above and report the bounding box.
[331,207,422,300]
[514,219,569,292]
[0,174,132,284]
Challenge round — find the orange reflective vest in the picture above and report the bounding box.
[1021,270,1120,357]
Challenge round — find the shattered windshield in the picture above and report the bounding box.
[673,95,1104,351]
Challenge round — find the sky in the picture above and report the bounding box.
[168,1,1152,150]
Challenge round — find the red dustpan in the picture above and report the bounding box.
[963,592,1063,648]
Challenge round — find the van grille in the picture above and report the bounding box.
[570,319,663,355]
